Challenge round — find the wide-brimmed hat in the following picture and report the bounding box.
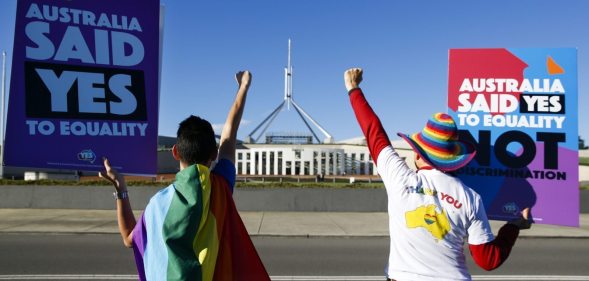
[398,113,476,172]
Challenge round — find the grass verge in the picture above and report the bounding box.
[0,179,170,187]
[1,178,586,190]
[0,178,384,188]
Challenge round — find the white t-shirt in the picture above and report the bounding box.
[378,146,494,281]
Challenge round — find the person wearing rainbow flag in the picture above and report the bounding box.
[344,68,532,281]
[100,71,270,281]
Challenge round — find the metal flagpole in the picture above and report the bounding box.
[1,51,6,178]
[246,39,333,144]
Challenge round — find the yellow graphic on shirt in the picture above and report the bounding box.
[405,204,451,240]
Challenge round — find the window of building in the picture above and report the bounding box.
[335,153,341,175]
[313,155,318,174]
[261,152,267,175]
[269,151,275,175]
[285,161,292,175]
[294,149,301,159]
[254,152,259,174]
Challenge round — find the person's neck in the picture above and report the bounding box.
[417,165,434,171]
[179,160,211,171]
[415,160,433,171]
[179,161,188,171]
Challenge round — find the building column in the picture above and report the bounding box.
[249,152,255,175]
[259,151,264,175]
[339,152,345,176]
[299,160,304,176]
[266,151,271,175]
[317,152,322,176]
[310,151,315,176]
[282,157,286,175]
[252,152,257,175]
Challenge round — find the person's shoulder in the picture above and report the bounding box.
[378,145,397,159]
[158,183,175,192]
[209,173,233,197]
[212,158,235,172]
[432,173,480,199]
[209,172,229,185]
[211,158,236,187]
[455,179,484,204]
[147,183,176,202]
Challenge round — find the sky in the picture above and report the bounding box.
[1,0,587,143]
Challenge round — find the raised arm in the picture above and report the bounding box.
[99,158,136,248]
[345,68,391,164]
[217,71,251,164]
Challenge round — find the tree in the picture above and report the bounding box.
[579,136,588,149]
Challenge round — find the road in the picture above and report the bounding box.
[0,234,588,280]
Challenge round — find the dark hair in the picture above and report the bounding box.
[176,115,217,165]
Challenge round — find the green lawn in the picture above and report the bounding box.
[0,178,385,188]
[0,178,169,187]
[236,181,384,189]
[580,157,589,166]
[0,177,586,190]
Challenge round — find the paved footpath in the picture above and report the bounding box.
[0,209,588,238]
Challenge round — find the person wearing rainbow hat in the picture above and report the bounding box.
[344,68,531,281]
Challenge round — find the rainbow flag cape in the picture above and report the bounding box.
[131,163,270,281]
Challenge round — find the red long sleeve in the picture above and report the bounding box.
[348,88,391,164]
[469,224,520,271]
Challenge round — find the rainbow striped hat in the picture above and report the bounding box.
[398,113,476,172]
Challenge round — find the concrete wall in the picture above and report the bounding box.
[233,188,387,212]
[0,185,158,210]
[0,185,389,211]
[580,166,589,182]
[1,185,587,213]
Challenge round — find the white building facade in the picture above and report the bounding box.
[235,139,414,176]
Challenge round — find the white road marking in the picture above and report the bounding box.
[0,276,137,280]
